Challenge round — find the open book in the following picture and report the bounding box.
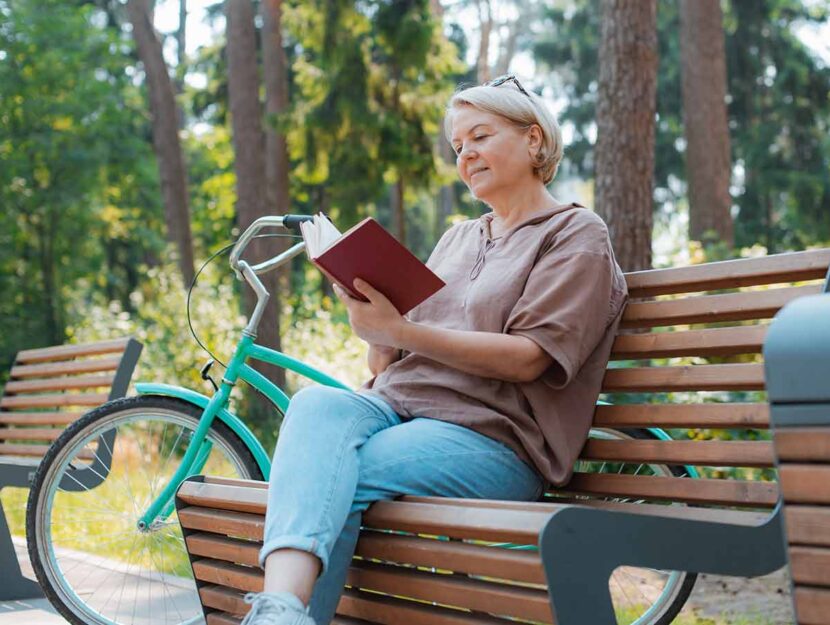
[300,212,445,315]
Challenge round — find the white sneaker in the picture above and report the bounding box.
[240,592,317,625]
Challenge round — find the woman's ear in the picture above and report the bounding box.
[527,124,543,158]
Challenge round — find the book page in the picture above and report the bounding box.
[300,212,341,258]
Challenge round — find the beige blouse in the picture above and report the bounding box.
[359,202,628,486]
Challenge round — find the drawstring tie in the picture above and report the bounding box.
[470,237,496,281]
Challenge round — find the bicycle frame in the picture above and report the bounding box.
[135,332,350,530]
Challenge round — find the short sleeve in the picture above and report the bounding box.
[505,249,620,389]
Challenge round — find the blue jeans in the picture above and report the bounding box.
[259,385,545,625]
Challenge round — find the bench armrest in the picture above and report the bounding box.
[540,503,786,624]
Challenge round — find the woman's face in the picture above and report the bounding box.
[449,106,540,203]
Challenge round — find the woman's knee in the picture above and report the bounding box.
[284,385,352,424]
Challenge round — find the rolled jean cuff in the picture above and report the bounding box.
[259,535,330,575]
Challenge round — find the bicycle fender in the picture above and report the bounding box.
[134,382,272,476]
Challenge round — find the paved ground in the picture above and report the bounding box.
[3,539,204,625]
[3,540,69,624]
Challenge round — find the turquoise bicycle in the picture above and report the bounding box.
[25,214,696,625]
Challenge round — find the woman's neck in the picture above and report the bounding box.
[487,183,557,232]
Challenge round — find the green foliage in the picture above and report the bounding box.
[0,0,163,369]
[283,0,464,226]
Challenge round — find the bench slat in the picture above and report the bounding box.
[186,531,547,585]
[345,560,551,623]
[793,586,830,625]
[592,403,769,429]
[774,429,830,462]
[186,534,260,567]
[624,248,830,298]
[580,439,775,468]
[193,558,262,593]
[200,585,247,617]
[10,356,123,379]
[779,465,830,505]
[602,363,764,392]
[339,588,513,625]
[4,374,116,394]
[0,412,84,426]
[0,392,110,409]
[356,531,545,585]
[207,614,242,625]
[790,546,830,588]
[621,284,820,328]
[565,473,778,507]
[178,501,550,545]
[179,508,265,540]
[784,507,830,548]
[611,325,768,359]
[0,428,62,442]
[15,338,130,364]
[0,443,93,460]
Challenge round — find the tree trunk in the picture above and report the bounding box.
[126,0,195,286]
[680,0,733,247]
[594,0,658,271]
[226,0,286,399]
[475,0,493,84]
[37,212,63,345]
[436,119,455,241]
[261,0,292,297]
[177,0,186,69]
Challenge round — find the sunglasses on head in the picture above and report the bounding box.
[484,74,531,98]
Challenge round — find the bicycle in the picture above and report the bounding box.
[26,214,697,625]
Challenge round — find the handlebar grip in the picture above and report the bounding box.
[283,214,316,233]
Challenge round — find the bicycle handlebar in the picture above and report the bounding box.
[229,214,314,279]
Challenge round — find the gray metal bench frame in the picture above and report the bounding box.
[0,338,143,600]
[541,270,830,624]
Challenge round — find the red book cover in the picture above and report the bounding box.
[311,217,445,315]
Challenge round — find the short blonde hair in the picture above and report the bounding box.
[444,82,564,185]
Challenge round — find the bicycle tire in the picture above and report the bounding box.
[26,395,270,625]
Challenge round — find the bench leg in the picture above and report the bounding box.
[539,504,787,625]
[0,497,43,600]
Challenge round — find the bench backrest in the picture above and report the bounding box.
[555,248,830,511]
[0,338,142,462]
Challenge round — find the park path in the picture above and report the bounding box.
[2,538,204,625]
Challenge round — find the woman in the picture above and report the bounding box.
[240,76,628,625]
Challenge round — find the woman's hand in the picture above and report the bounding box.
[332,278,408,347]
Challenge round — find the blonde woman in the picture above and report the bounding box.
[240,76,628,625]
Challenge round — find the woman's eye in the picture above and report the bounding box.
[474,135,487,141]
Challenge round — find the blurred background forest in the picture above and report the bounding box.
[2,0,829,444]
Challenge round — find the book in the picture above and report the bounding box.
[300,212,446,315]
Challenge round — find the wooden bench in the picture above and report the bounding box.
[0,337,143,599]
[174,248,830,625]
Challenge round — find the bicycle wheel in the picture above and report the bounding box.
[573,427,698,625]
[26,395,269,625]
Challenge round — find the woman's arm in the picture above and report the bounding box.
[336,278,552,384]
[393,322,552,384]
